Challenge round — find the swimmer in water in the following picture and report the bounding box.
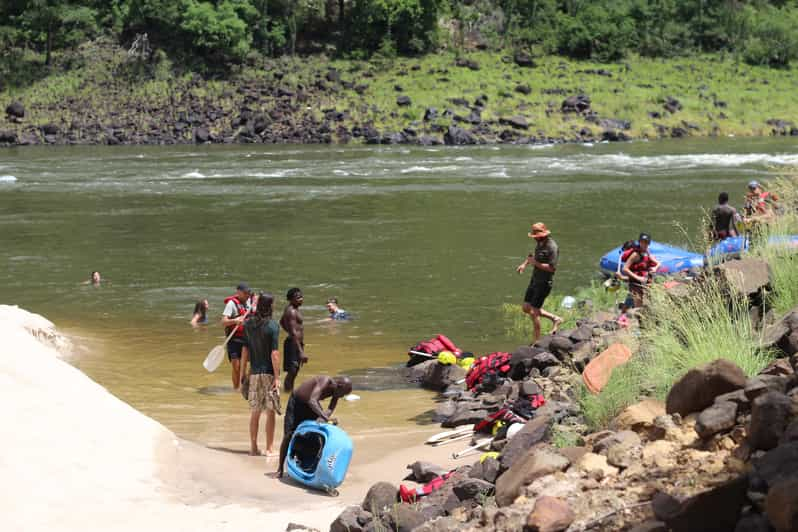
[325,297,350,321]
[82,271,102,286]
[191,299,209,326]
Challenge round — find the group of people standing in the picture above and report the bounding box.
[710,180,780,241]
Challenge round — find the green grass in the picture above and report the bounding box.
[2,42,797,143]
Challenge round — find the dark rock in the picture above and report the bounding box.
[194,127,210,143]
[407,360,436,382]
[561,95,591,113]
[443,408,488,428]
[569,325,594,343]
[763,309,798,357]
[362,482,397,514]
[548,336,574,360]
[593,431,641,454]
[515,84,532,95]
[782,418,798,444]
[670,127,689,138]
[385,505,425,532]
[449,98,469,107]
[496,447,569,506]
[749,391,795,451]
[423,108,438,121]
[499,414,552,470]
[406,461,448,483]
[5,101,24,119]
[745,375,789,401]
[765,476,798,532]
[277,87,294,98]
[396,95,412,107]
[663,97,682,114]
[455,58,480,71]
[715,389,751,410]
[453,478,494,501]
[652,476,748,532]
[0,130,18,144]
[417,135,441,146]
[760,359,794,377]
[394,84,403,92]
[326,69,340,83]
[354,84,369,95]
[40,124,58,136]
[499,116,529,130]
[648,111,662,119]
[716,258,771,297]
[330,506,372,532]
[524,496,575,532]
[602,130,631,142]
[695,401,738,439]
[597,118,631,131]
[469,456,500,484]
[753,442,798,488]
[666,359,747,416]
[420,363,466,392]
[514,51,536,68]
[443,126,476,146]
[733,514,772,532]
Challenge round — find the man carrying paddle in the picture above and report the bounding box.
[516,222,563,344]
[277,375,352,479]
[222,282,251,389]
[280,288,308,392]
[240,292,281,457]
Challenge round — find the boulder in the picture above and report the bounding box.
[716,259,771,297]
[592,431,641,455]
[745,375,789,401]
[514,51,536,68]
[406,360,436,382]
[734,514,772,532]
[652,476,748,532]
[442,408,488,428]
[443,126,476,146]
[40,123,58,136]
[515,84,532,95]
[611,399,666,434]
[760,359,794,377]
[495,448,570,506]
[469,456,500,484]
[524,496,574,532]
[421,362,466,392]
[452,477,494,501]
[666,359,747,416]
[695,401,738,439]
[561,95,590,113]
[406,461,448,483]
[763,309,798,356]
[765,477,798,532]
[330,506,372,532]
[362,482,397,514]
[607,441,642,469]
[574,452,618,477]
[499,116,529,130]
[194,127,210,143]
[0,130,18,144]
[753,442,798,488]
[423,108,438,121]
[749,391,795,450]
[5,101,24,119]
[396,95,412,107]
[782,418,798,444]
[663,97,682,113]
[454,58,480,71]
[548,336,574,360]
[597,118,631,131]
[629,522,667,532]
[499,414,552,469]
[384,505,426,532]
[326,69,341,83]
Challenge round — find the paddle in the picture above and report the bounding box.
[203,310,249,372]
[452,437,492,459]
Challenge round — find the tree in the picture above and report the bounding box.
[14,0,98,65]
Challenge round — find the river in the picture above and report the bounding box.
[1,137,797,449]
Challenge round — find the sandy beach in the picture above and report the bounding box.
[0,305,461,531]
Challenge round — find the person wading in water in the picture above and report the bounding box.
[710,192,740,242]
[280,288,307,393]
[276,375,352,479]
[516,222,563,344]
[240,292,281,457]
[222,283,251,389]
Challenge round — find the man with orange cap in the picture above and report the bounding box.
[516,222,563,343]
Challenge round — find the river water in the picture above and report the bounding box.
[2,138,797,448]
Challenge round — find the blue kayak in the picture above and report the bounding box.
[286,421,353,493]
[599,240,705,277]
[708,235,798,258]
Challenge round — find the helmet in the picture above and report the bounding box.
[437,351,456,365]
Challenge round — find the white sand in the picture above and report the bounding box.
[0,305,462,532]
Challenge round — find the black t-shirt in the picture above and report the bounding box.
[243,318,279,375]
[532,237,559,283]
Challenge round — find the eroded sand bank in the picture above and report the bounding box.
[0,305,459,531]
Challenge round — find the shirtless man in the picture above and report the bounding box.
[277,375,352,479]
[280,288,308,392]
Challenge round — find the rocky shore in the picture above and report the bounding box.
[2,43,797,148]
[313,257,798,532]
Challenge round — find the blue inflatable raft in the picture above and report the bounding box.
[286,421,353,494]
[599,240,705,277]
[708,235,798,258]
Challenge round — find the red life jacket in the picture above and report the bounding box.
[223,296,247,338]
[621,247,656,277]
[465,352,512,391]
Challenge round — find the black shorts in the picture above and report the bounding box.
[284,337,301,373]
[283,394,317,435]
[227,339,245,361]
[524,279,553,309]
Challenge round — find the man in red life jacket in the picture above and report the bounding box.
[744,180,777,225]
[222,282,251,389]
[622,233,660,308]
[516,222,563,344]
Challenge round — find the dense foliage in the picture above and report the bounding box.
[2,0,798,68]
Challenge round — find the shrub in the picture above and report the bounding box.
[742,6,798,67]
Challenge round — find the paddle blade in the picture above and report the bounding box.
[203,345,225,372]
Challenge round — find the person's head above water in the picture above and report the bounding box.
[718,192,729,204]
[90,271,101,284]
[326,297,340,313]
[193,299,209,317]
[332,376,353,397]
[254,292,274,319]
[287,287,303,306]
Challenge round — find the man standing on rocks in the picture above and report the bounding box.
[277,375,352,479]
[280,288,308,392]
[516,222,563,344]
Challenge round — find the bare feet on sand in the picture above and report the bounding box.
[249,448,262,456]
